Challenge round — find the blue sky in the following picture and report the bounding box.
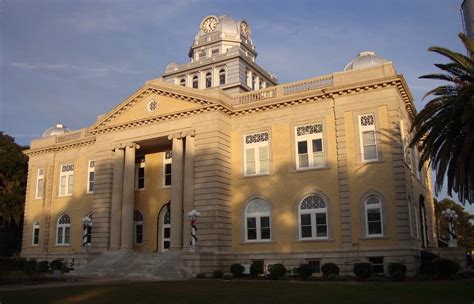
[1,0,472,212]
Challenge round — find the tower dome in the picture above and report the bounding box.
[344,51,388,71]
[42,124,71,137]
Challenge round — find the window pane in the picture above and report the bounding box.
[246,161,256,175]
[246,148,255,162]
[260,216,270,228]
[301,214,312,238]
[68,175,74,195]
[316,212,327,225]
[301,226,312,238]
[165,174,172,186]
[136,225,143,243]
[247,217,256,228]
[299,154,309,168]
[261,228,270,240]
[362,131,375,145]
[309,260,320,273]
[164,227,170,238]
[316,224,327,237]
[260,160,269,173]
[298,141,308,154]
[313,152,324,167]
[247,228,257,240]
[37,180,44,198]
[301,214,311,225]
[368,222,382,235]
[165,163,172,174]
[312,139,322,152]
[60,176,66,195]
[367,209,381,221]
[65,227,70,244]
[364,145,377,160]
[164,241,170,249]
[57,227,63,244]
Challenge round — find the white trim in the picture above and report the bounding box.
[294,123,324,170]
[243,132,269,176]
[358,114,378,162]
[244,199,271,242]
[365,196,383,237]
[87,160,95,194]
[35,168,45,199]
[58,164,74,197]
[298,195,329,240]
[32,221,40,246]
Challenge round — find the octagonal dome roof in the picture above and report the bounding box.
[42,124,71,137]
[344,51,388,71]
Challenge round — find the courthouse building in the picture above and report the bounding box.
[22,15,439,276]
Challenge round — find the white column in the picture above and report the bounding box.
[120,142,140,250]
[182,131,195,249]
[110,145,124,249]
[169,134,184,250]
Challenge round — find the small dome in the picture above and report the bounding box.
[344,51,388,71]
[194,15,248,42]
[42,124,71,137]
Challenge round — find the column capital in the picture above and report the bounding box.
[182,130,196,138]
[112,143,125,151]
[125,142,140,150]
[168,133,183,140]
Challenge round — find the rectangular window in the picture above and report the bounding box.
[59,164,74,196]
[135,224,143,244]
[163,151,172,187]
[308,260,321,273]
[244,132,269,176]
[211,48,219,55]
[35,168,45,199]
[295,123,324,169]
[300,214,312,238]
[368,257,384,274]
[247,217,257,240]
[135,156,145,190]
[87,160,95,193]
[358,114,378,162]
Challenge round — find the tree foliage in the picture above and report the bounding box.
[434,198,474,249]
[0,131,28,256]
[410,33,474,204]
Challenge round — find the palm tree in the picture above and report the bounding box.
[410,33,474,205]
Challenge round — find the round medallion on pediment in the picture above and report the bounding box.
[147,100,158,112]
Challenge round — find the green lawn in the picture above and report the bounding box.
[1,280,474,304]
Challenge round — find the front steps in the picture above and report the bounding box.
[72,250,188,280]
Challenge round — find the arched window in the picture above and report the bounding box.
[245,198,271,241]
[192,75,199,89]
[56,214,71,245]
[299,195,328,239]
[32,221,40,245]
[365,196,383,237]
[134,210,144,244]
[205,72,212,88]
[219,69,226,85]
[180,78,186,86]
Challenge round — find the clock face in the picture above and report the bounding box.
[240,21,250,38]
[201,17,218,33]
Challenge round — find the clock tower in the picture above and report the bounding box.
[161,15,278,94]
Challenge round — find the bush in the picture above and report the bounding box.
[433,258,459,278]
[250,261,264,277]
[50,259,63,271]
[321,263,340,279]
[230,263,245,278]
[0,257,15,272]
[222,273,234,280]
[459,270,474,279]
[419,261,436,276]
[24,259,38,276]
[388,263,407,281]
[297,263,313,280]
[37,261,49,273]
[212,270,224,279]
[14,257,27,271]
[353,262,373,280]
[268,263,287,280]
[195,273,206,279]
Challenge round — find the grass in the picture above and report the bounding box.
[1,279,474,304]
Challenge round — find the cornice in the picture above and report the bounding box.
[24,138,96,157]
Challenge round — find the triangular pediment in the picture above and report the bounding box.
[90,82,223,132]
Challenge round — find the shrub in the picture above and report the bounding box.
[353,262,373,280]
[14,257,27,271]
[297,263,313,280]
[433,258,459,278]
[388,263,407,281]
[24,259,38,276]
[250,261,264,277]
[195,273,206,279]
[459,270,474,279]
[268,263,287,280]
[37,261,49,273]
[222,273,234,280]
[0,257,15,272]
[321,263,340,279]
[50,259,63,271]
[212,270,224,279]
[230,263,245,278]
[419,261,436,276]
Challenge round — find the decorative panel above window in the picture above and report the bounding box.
[295,123,324,169]
[243,132,269,176]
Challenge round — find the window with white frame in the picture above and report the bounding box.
[59,164,74,196]
[205,72,212,88]
[163,151,172,187]
[134,210,143,244]
[365,196,383,237]
[135,156,145,190]
[56,214,70,245]
[192,75,198,89]
[368,256,384,273]
[295,123,324,169]
[32,221,40,245]
[243,132,269,176]
[161,205,171,251]
[180,78,186,86]
[35,168,45,199]
[245,198,271,241]
[299,195,328,239]
[358,114,378,162]
[87,160,95,193]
